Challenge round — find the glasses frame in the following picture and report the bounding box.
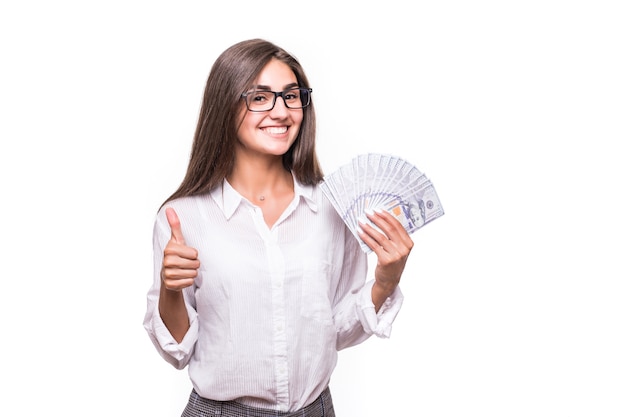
[241,87,313,112]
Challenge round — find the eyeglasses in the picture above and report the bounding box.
[241,87,312,112]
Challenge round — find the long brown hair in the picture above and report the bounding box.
[161,39,323,208]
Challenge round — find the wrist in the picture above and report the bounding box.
[373,279,396,298]
[371,280,396,312]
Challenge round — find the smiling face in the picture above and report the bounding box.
[236,58,304,159]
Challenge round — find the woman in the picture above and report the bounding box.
[144,38,414,417]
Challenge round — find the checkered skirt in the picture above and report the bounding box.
[181,387,335,417]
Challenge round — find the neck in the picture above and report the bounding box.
[227,156,293,203]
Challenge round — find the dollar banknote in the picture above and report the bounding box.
[320,153,444,253]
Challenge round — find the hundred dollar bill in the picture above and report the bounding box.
[321,153,444,253]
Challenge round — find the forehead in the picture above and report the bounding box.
[252,59,298,89]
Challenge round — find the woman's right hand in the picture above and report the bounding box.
[161,207,200,291]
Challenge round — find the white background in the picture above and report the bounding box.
[1,1,625,416]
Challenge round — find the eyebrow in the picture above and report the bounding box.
[251,82,299,91]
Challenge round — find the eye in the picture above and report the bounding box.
[251,92,271,103]
[283,89,300,102]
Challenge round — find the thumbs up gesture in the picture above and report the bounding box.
[161,207,200,291]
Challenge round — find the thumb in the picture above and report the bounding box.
[165,207,186,244]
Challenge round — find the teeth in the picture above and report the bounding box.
[263,127,287,134]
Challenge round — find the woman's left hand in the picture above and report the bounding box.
[358,209,414,310]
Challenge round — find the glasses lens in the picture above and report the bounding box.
[245,91,275,111]
[283,88,310,109]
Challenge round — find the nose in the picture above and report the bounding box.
[269,95,289,117]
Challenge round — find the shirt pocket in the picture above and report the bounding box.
[300,261,335,324]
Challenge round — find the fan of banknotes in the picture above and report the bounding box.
[320,153,444,253]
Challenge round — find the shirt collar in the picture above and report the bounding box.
[209,173,318,219]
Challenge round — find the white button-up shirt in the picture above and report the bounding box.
[144,177,404,411]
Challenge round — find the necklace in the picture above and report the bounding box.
[259,195,266,201]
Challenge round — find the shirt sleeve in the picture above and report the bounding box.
[355,279,404,338]
[332,225,405,350]
[143,211,199,370]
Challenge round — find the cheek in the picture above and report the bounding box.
[292,111,304,129]
[237,111,259,136]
